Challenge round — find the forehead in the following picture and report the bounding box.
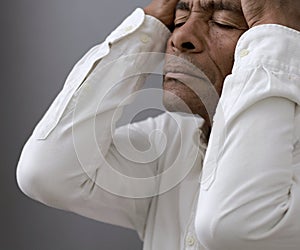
[177,0,242,12]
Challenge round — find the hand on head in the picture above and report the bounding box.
[145,0,300,32]
[145,0,300,129]
[241,0,300,31]
[144,0,179,29]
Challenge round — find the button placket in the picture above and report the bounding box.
[183,188,201,249]
[185,234,196,247]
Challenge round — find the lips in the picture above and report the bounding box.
[164,72,202,86]
[163,64,201,79]
[163,56,210,84]
[164,67,210,88]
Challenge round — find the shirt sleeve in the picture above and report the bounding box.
[16,8,170,240]
[195,24,300,250]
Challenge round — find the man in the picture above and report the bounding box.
[16,0,300,249]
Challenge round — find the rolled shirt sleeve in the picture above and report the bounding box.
[195,25,300,250]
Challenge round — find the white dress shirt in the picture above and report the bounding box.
[195,25,300,250]
[16,8,300,250]
[16,8,207,250]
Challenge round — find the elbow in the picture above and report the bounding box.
[16,159,30,197]
[16,138,65,206]
[195,208,251,249]
[16,152,49,202]
[16,153,69,209]
[195,201,292,250]
[16,137,85,212]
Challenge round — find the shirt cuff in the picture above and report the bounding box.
[219,24,300,125]
[233,24,300,76]
[106,8,171,46]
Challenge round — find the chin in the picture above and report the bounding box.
[163,79,202,114]
[162,78,207,117]
[162,91,192,114]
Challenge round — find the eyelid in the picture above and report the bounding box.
[174,14,189,27]
[174,14,189,23]
[212,12,248,30]
[211,20,236,28]
[211,19,248,30]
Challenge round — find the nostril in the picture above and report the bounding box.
[182,42,195,50]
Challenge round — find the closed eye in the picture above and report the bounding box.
[174,22,185,29]
[210,20,236,29]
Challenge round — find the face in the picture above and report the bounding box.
[163,0,248,126]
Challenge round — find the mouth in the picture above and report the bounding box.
[163,69,211,89]
[163,61,216,100]
[163,57,211,85]
[164,72,202,83]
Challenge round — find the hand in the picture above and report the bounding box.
[144,0,179,29]
[241,0,300,31]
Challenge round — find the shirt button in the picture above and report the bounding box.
[240,49,249,58]
[186,235,195,246]
[125,25,133,32]
[140,34,150,43]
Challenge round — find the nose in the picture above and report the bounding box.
[170,19,205,53]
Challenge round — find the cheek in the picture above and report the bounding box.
[209,30,242,75]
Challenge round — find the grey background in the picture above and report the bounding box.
[1,0,163,249]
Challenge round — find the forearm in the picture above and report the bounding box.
[196,24,300,250]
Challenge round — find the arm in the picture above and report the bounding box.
[195,4,300,250]
[16,8,170,239]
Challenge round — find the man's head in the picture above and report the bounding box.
[163,0,248,126]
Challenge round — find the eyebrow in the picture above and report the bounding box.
[176,1,190,11]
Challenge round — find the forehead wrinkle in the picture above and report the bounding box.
[202,0,242,13]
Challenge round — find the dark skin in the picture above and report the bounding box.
[163,0,248,138]
[144,0,300,137]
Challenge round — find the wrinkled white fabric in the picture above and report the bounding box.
[16,8,207,250]
[16,8,300,250]
[196,24,300,250]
